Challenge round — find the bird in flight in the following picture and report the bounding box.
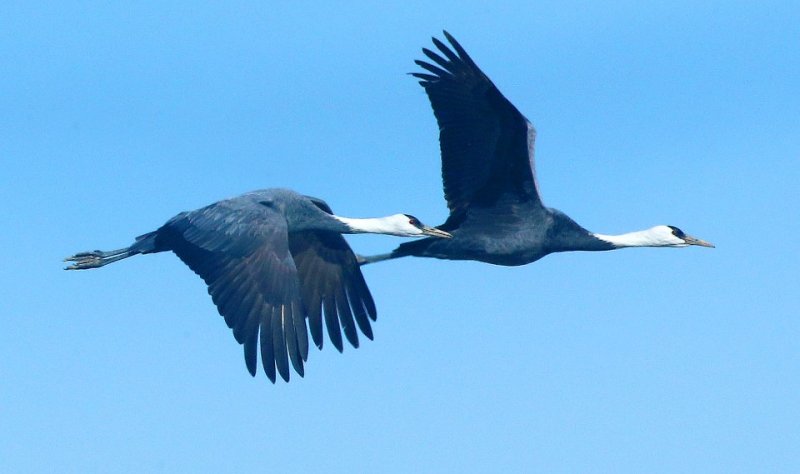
[361,32,713,267]
[65,188,450,382]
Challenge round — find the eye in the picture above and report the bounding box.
[667,225,685,238]
[405,215,421,227]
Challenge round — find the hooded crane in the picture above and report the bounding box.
[65,188,450,382]
[361,32,713,267]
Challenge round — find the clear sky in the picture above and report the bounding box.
[2,2,798,472]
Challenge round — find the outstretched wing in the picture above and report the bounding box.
[158,198,308,383]
[413,31,543,215]
[291,197,377,353]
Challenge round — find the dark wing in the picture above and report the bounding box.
[291,197,377,352]
[413,31,543,215]
[158,198,308,383]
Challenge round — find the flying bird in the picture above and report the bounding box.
[65,188,450,382]
[361,32,712,267]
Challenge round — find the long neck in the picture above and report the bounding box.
[331,215,404,235]
[547,210,617,252]
[548,210,675,252]
[592,229,666,248]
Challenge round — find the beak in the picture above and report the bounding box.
[683,234,715,248]
[421,226,452,239]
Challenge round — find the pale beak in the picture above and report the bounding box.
[683,234,715,248]
[421,226,452,239]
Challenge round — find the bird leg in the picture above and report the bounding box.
[64,248,131,270]
[355,253,394,266]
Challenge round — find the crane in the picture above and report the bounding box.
[65,188,450,382]
[361,32,712,267]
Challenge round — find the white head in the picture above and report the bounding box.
[376,214,453,238]
[594,225,714,248]
[334,213,452,238]
[655,225,714,247]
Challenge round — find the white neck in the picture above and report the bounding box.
[593,226,686,248]
[333,215,415,236]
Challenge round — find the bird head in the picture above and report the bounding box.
[652,225,715,248]
[383,214,452,238]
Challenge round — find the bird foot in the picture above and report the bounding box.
[64,250,106,270]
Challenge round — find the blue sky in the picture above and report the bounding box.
[2,2,798,472]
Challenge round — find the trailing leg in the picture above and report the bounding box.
[64,230,160,270]
[64,248,135,270]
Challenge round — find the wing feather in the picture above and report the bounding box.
[323,296,343,352]
[336,290,359,348]
[259,308,276,381]
[158,197,306,383]
[414,31,543,215]
[348,286,373,341]
[271,304,290,382]
[153,192,379,382]
[289,196,377,352]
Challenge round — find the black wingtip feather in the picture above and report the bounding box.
[441,31,479,70]
[415,60,450,79]
[260,309,277,383]
[410,72,439,83]
[442,30,460,50]
[292,301,310,361]
[323,298,344,353]
[283,303,305,377]
[347,288,373,341]
[306,293,324,350]
[244,330,258,377]
[431,37,460,65]
[271,307,290,383]
[355,273,377,320]
[336,292,359,349]
[421,48,449,70]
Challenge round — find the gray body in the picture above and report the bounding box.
[67,189,377,383]
[395,204,613,267]
[368,32,616,267]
